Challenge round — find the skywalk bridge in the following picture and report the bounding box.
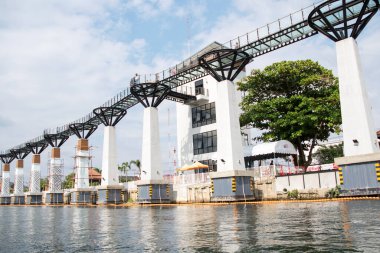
[0,0,379,203]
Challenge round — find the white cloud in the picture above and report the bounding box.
[124,0,174,18]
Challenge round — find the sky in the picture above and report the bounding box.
[0,0,380,181]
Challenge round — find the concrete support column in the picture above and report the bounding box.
[216,80,245,172]
[101,126,118,186]
[75,139,90,189]
[48,147,63,192]
[141,107,162,181]
[29,154,41,193]
[14,160,24,195]
[1,164,10,196]
[336,37,379,156]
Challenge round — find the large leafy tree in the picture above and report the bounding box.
[238,60,341,167]
[313,143,344,164]
[62,172,75,189]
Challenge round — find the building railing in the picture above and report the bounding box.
[250,163,338,179]
[174,86,209,97]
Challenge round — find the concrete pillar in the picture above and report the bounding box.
[336,37,379,156]
[216,80,245,172]
[75,139,90,189]
[14,160,24,195]
[141,107,162,181]
[48,147,63,192]
[101,126,118,186]
[29,154,41,193]
[1,164,10,196]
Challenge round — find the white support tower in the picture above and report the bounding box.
[216,80,245,172]
[141,107,162,181]
[101,126,119,186]
[14,160,24,195]
[48,148,64,193]
[1,164,10,196]
[29,154,41,193]
[74,139,91,189]
[336,37,379,156]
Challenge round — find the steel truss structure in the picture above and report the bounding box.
[0,153,15,164]
[199,49,252,82]
[69,122,98,139]
[309,0,379,41]
[131,82,172,108]
[93,107,127,126]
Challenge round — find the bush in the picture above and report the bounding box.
[325,186,341,198]
[287,189,299,199]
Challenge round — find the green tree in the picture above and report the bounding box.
[313,143,343,164]
[62,172,75,189]
[92,167,102,174]
[118,162,130,183]
[238,60,341,167]
[40,177,48,191]
[130,159,141,178]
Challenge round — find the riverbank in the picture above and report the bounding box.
[1,196,379,207]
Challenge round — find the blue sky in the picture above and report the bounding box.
[1,0,380,180]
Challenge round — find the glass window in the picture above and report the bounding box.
[193,130,217,155]
[192,102,216,128]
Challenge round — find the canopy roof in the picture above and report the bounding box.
[176,161,209,172]
[245,140,297,160]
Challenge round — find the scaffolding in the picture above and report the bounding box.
[47,158,64,192]
[14,169,24,195]
[29,165,41,193]
[1,172,10,196]
[72,145,94,189]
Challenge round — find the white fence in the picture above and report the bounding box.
[251,163,337,179]
[172,173,211,185]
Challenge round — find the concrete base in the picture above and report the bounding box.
[211,175,255,202]
[335,153,380,197]
[0,196,11,205]
[70,189,96,205]
[25,193,43,205]
[97,186,123,205]
[11,195,25,205]
[44,192,64,205]
[137,184,171,204]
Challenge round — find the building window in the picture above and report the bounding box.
[195,79,204,95]
[196,159,217,173]
[193,130,217,155]
[192,102,216,128]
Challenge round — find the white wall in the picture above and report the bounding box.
[275,171,339,192]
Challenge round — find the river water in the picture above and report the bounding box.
[0,200,379,252]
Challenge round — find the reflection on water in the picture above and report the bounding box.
[0,201,379,252]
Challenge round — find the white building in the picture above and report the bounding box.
[175,49,250,174]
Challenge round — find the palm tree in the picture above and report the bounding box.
[118,162,130,183]
[130,160,141,179]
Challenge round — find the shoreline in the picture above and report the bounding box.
[0,196,379,208]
